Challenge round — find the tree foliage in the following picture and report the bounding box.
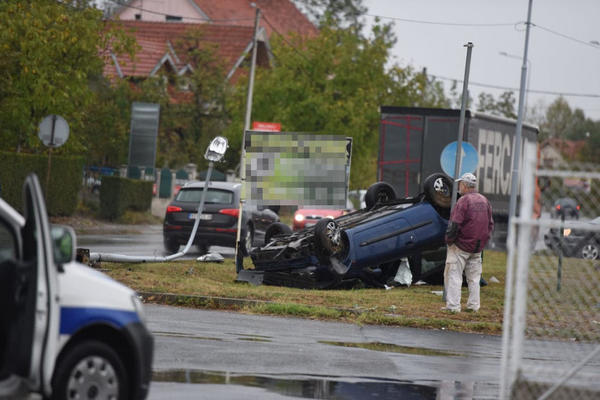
[292,0,367,29]
[537,97,600,163]
[0,0,136,156]
[476,91,517,119]
[223,21,448,188]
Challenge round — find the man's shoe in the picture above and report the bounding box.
[440,307,460,313]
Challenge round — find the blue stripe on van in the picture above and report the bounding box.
[60,307,139,335]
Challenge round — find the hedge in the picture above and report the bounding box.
[100,176,153,220]
[0,152,84,216]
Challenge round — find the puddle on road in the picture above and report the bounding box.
[152,369,440,399]
[238,337,272,342]
[228,332,272,339]
[153,331,223,341]
[319,341,462,357]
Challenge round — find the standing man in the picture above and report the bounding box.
[443,172,494,313]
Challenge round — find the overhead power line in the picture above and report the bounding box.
[532,23,600,50]
[431,74,600,98]
[365,13,600,51]
[365,14,516,27]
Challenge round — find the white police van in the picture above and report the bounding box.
[0,174,153,399]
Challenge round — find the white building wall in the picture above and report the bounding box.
[118,0,208,22]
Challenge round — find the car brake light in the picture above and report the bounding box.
[556,205,561,210]
[219,208,239,217]
[167,205,182,213]
[576,205,581,210]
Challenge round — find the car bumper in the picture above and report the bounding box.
[164,225,241,248]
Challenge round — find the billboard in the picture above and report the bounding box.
[244,131,351,208]
[127,102,160,169]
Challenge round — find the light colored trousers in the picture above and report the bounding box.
[444,244,482,312]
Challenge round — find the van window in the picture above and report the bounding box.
[0,222,16,263]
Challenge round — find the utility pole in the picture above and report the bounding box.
[508,0,533,222]
[235,6,261,273]
[450,42,474,209]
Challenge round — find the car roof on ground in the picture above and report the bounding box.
[182,181,241,191]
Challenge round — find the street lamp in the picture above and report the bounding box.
[499,51,531,120]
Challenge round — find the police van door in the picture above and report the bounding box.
[0,174,59,396]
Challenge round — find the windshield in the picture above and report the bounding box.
[175,188,234,204]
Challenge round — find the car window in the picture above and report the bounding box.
[175,188,234,204]
[0,220,17,263]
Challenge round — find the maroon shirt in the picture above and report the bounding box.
[447,192,494,253]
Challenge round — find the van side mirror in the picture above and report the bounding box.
[51,225,76,268]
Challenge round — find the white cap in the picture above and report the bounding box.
[456,172,477,186]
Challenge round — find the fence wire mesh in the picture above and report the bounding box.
[501,148,600,400]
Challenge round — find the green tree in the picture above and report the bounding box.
[292,0,367,29]
[224,21,448,188]
[120,28,230,171]
[538,97,596,141]
[0,0,135,155]
[476,91,516,119]
[447,80,473,109]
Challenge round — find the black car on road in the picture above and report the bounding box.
[163,181,279,255]
[544,216,600,260]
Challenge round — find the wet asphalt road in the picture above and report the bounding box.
[77,228,503,399]
[145,304,502,399]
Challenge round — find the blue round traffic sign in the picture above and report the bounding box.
[440,141,478,177]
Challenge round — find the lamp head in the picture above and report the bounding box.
[204,136,228,162]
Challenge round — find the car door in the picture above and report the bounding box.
[0,174,59,395]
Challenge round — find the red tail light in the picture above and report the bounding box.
[167,205,182,213]
[556,205,561,210]
[219,208,239,218]
[576,205,581,210]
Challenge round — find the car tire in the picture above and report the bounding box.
[423,173,452,209]
[365,182,396,210]
[164,236,179,254]
[264,222,292,245]
[51,340,129,400]
[241,225,254,256]
[579,239,600,260]
[314,218,346,258]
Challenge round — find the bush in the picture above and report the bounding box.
[99,176,153,220]
[0,152,83,216]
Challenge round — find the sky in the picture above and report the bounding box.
[363,0,600,121]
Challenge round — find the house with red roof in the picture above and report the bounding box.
[540,138,586,167]
[104,0,317,85]
[104,21,271,84]
[108,0,317,38]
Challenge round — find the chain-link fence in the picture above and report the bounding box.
[500,143,600,399]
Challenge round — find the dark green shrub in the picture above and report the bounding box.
[0,152,83,216]
[99,176,153,220]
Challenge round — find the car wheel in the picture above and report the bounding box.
[241,225,254,256]
[264,222,292,245]
[365,182,396,210]
[51,340,128,400]
[423,173,452,209]
[314,218,346,258]
[579,240,600,260]
[164,236,179,254]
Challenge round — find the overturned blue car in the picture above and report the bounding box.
[246,173,453,289]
